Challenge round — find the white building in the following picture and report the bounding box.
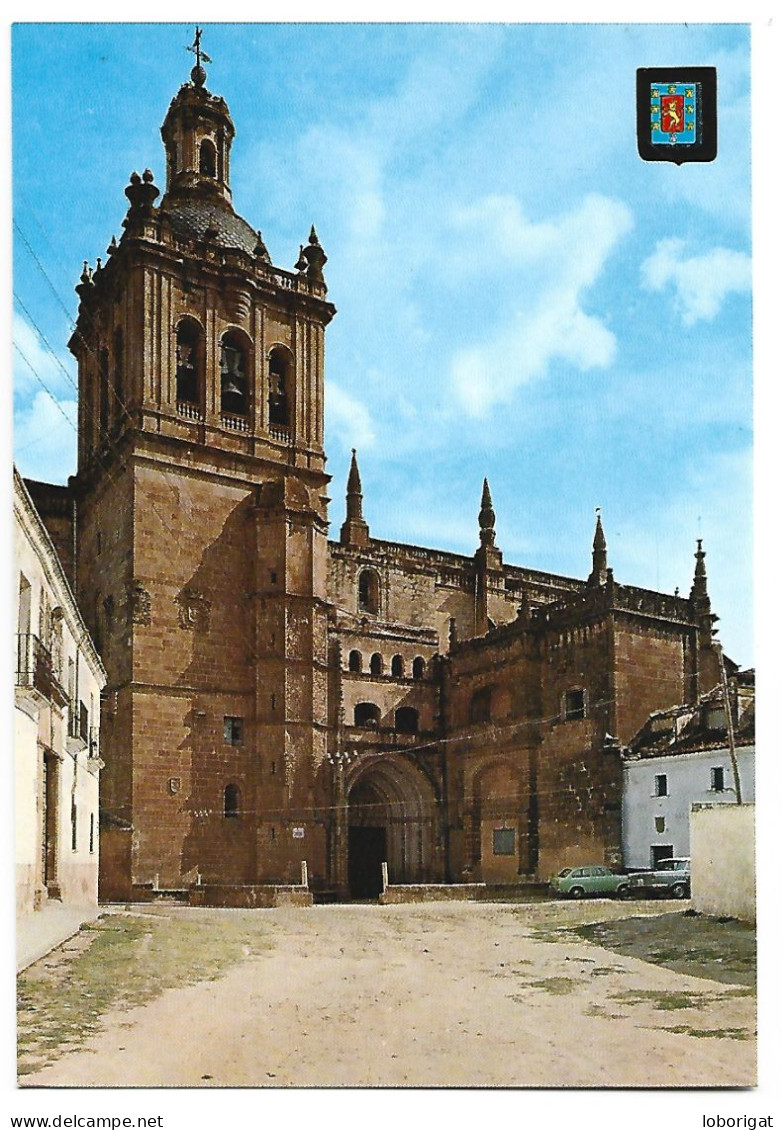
[14,468,106,915]
[622,676,755,870]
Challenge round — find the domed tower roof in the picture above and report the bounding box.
[157,40,258,254]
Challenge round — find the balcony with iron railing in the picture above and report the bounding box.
[15,633,66,705]
[66,699,90,752]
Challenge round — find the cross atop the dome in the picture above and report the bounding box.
[186,26,212,73]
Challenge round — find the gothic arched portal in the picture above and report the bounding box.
[345,755,441,898]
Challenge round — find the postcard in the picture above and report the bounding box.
[10,16,771,1122]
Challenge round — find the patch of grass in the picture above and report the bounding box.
[660,1025,752,1040]
[611,988,713,1011]
[522,976,579,995]
[529,926,583,946]
[585,1003,627,1019]
[17,912,271,1076]
[573,913,756,987]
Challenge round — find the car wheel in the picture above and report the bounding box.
[617,884,631,900]
[670,883,688,899]
[569,886,585,899]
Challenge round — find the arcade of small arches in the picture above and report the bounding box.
[352,702,420,733]
[346,648,428,680]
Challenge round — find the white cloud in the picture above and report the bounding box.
[13,390,77,484]
[325,380,376,453]
[12,311,76,401]
[640,238,751,327]
[608,445,753,666]
[448,194,633,415]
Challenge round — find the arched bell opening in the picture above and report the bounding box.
[346,756,439,898]
[220,329,251,417]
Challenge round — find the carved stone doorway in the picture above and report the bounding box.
[346,754,441,897]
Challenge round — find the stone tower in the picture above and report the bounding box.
[69,50,335,896]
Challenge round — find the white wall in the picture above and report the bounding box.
[14,470,106,916]
[691,803,755,922]
[622,746,755,869]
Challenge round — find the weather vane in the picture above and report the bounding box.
[187,26,212,70]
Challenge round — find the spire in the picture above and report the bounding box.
[346,449,362,511]
[478,478,496,547]
[587,507,608,587]
[340,449,370,547]
[688,537,722,698]
[474,478,503,637]
[690,537,708,600]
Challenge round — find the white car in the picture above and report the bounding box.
[627,857,691,899]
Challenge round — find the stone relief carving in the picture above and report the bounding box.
[176,588,211,632]
[127,581,152,626]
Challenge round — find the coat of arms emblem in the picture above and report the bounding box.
[637,68,717,164]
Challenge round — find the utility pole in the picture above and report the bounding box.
[717,643,742,804]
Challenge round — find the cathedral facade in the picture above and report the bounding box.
[29,58,727,901]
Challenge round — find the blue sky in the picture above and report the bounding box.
[12,22,753,664]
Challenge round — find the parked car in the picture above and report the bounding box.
[626,857,691,899]
[549,865,630,899]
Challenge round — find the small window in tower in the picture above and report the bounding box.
[348,650,362,673]
[370,652,383,676]
[358,569,380,615]
[268,348,290,428]
[391,655,404,677]
[395,707,419,734]
[223,716,244,746]
[412,656,426,680]
[711,766,725,792]
[469,686,492,724]
[564,689,586,721]
[654,773,668,798]
[176,319,203,407]
[200,138,217,178]
[224,784,240,819]
[220,332,249,417]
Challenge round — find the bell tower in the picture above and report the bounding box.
[70,34,336,898]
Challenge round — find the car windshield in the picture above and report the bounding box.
[557,868,572,877]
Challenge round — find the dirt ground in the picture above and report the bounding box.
[18,899,756,1088]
